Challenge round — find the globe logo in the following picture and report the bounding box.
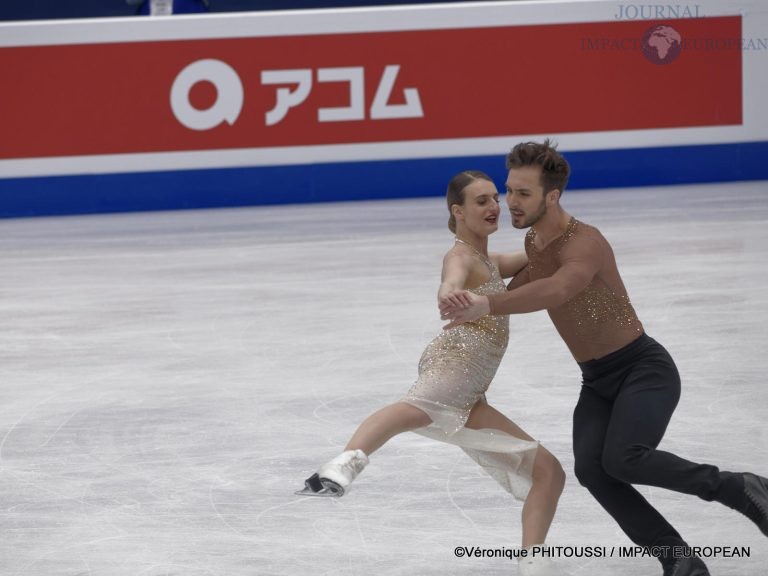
[641,25,682,64]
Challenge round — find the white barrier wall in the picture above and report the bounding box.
[0,0,766,216]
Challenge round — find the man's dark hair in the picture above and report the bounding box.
[506,139,570,195]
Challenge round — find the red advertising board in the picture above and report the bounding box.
[0,17,741,160]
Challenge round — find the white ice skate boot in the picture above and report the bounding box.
[518,546,572,576]
[295,449,369,497]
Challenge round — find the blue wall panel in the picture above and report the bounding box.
[2,142,766,218]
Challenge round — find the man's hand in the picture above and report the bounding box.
[439,290,490,329]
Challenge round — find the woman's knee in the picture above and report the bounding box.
[533,448,566,495]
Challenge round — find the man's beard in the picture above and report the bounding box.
[512,197,547,229]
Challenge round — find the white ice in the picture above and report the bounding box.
[1,181,766,575]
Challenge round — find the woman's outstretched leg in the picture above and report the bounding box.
[345,401,432,455]
[298,401,431,497]
[464,401,566,548]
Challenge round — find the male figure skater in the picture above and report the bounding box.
[439,140,768,576]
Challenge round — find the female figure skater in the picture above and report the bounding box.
[297,171,569,576]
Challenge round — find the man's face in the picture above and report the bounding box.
[505,166,549,229]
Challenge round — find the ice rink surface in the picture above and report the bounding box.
[1,181,767,575]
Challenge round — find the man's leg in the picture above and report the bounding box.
[573,384,687,552]
[599,344,745,508]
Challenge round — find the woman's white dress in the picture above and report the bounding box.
[402,252,538,500]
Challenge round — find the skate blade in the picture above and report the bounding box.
[294,474,345,497]
[294,486,342,497]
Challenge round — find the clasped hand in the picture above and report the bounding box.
[439,290,490,329]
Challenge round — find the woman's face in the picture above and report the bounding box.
[454,179,501,236]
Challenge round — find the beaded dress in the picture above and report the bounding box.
[402,240,539,501]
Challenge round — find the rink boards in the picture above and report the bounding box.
[0,0,767,216]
